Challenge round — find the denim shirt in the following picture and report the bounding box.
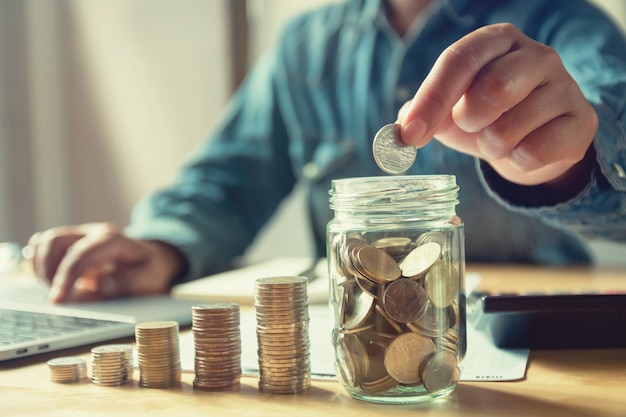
[127,0,626,281]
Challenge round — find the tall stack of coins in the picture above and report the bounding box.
[329,232,464,399]
[90,344,134,386]
[135,321,181,388]
[47,356,88,383]
[254,276,311,394]
[192,303,242,391]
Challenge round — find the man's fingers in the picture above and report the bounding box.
[474,83,564,160]
[452,43,552,133]
[48,229,145,303]
[31,229,84,283]
[63,273,123,303]
[400,24,528,147]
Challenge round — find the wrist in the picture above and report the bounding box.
[542,145,596,202]
[479,145,596,208]
[143,240,189,287]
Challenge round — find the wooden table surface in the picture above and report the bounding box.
[2,264,625,417]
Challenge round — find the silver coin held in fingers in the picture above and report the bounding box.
[372,123,417,175]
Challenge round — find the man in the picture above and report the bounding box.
[28,0,626,303]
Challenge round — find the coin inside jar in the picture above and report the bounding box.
[372,237,413,259]
[338,333,369,387]
[354,245,401,284]
[425,261,459,308]
[382,278,428,323]
[343,284,375,330]
[421,351,459,393]
[398,242,442,278]
[383,332,435,385]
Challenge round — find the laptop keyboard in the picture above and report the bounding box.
[0,308,124,345]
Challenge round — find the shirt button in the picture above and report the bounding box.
[303,162,320,180]
[395,86,412,103]
[613,162,626,179]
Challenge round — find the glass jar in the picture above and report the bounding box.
[327,175,466,404]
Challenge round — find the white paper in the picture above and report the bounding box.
[178,303,529,382]
[172,257,330,305]
[460,322,529,381]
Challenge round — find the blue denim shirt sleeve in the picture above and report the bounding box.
[477,1,626,241]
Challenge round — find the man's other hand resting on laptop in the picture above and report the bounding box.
[28,223,186,303]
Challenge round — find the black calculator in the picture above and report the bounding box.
[469,290,626,349]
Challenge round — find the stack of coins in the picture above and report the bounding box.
[90,344,134,386]
[135,321,181,388]
[192,303,242,391]
[331,232,463,395]
[47,356,88,383]
[254,276,311,394]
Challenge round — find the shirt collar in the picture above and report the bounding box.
[353,0,475,30]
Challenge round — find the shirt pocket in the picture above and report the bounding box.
[291,133,356,184]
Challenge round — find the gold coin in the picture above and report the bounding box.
[354,274,379,299]
[372,237,413,259]
[383,332,435,385]
[421,351,458,393]
[407,301,450,338]
[424,261,459,308]
[354,246,401,284]
[361,375,397,393]
[135,320,179,332]
[382,278,428,323]
[361,341,391,389]
[415,231,449,253]
[373,304,402,334]
[398,242,441,278]
[337,333,369,386]
[343,285,375,330]
[255,275,308,287]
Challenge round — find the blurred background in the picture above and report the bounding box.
[0,0,624,267]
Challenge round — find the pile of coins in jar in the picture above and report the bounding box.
[328,231,464,396]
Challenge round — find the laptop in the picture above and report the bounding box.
[0,271,199,362]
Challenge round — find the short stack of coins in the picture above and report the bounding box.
[90,344,134,386]
[254,276,311,394]
[135,321,181,388]
[47,356,87,383]
[329,232,464,396]
[192,303,242,391]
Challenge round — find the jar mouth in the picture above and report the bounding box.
[331,175,454,185]
[329,175,459,212]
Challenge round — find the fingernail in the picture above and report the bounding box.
[510,148,540,172]
[100,276,120,297]
[401,118,427,146]
[48,285,63,303]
